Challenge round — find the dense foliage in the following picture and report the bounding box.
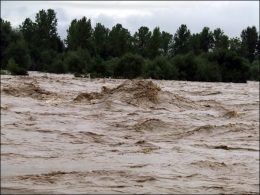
[1,9,259,82]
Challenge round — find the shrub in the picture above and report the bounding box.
[114,53,144,79]
[105,57,120,78]
[7,58,28,75]
[74,72,82,78]
[0,69,7,75]
[199,50,250,83]
[64,51,86,73]
[141,59,152,79]
[41,49,57,72]
[90,56,107,77]
[3,39,31,70]
[195,58,221,82]
[90,72,102,78]
[50,60,67,74]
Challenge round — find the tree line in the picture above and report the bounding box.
[1,9,259,82]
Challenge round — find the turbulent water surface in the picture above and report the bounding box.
[1,72,259,194]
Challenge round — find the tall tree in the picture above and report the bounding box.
[189,33,201,55]
[1,18,12,68]
[19,18,39,70]
[19,18,36,46]
[65,19,77,50]
[108,23,132,58]
[65,16,93,52]
[132,26,151,58]
[161,31,173,56]
[172,24,191,56]
[35,9,59,51]
[241,26,259,63]
[229,37,248,58]
[92,23,110,59]
[200,27,214,52]
[147,26,162,59]
[2,29,31,72]
[256,35,260,55]
[212,28,224,48]
[212,28,229,51]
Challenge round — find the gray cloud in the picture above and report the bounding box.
[92,13,116,30]
[1,1,259,40]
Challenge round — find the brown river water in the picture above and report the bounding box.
[1,71,259,194]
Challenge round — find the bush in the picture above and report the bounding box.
[182,52,198,81]
[7,58,28,75]
[50,60,67,74]
[105,57,120,78]
[171,53,198,81]
[41,49,57,72]
[90,56,107,77]
[250,60,259,81]
[90,72,102,79]
[3,39,31,70]
[74,72,82,78]
[250,65,259,81]
[168,61,179,80]
[76,47,92,72]
[64,48,91,73]
[141,59,152,79]
[170,55,186,80]
[114,53,144,79]
[0,69,7,75]
[195,58,221,82]
[64,51,86,73]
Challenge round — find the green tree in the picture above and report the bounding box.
[189,33,201,55]
[108,23,132,58]
[114,53,144,79]
[212,28,229,51]
[19,17,40,70]
[182,52,198,81]
[40,49,57,71]
[35,9,59,51]
[76,47,92,73]
[172,24,191,56]
[161,31,173,56]
[3,30,31,71]
[0,18,13,69]
[50,59,67,74]
[19,18,36,46]
[229,37,248,57]
[89,56,107,78]
[256,35,260,55]
[146,56,171,79]
[19,9,62,71]
[92,23,110,59]
[64,51,85,73]
[250,54,259,81]
[7,58,28,75]
[212,28,224,48]
[105,57,120,77]
[133,26,152,58]
[147,27,162,59]
[171,52,198,81]
[205,50,250,83]
[65,19,77,50]
[241,26,258,63]
[200,27,214,52]
[65,17,93,52]
[194,57,221,82]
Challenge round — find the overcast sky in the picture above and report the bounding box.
[1,1,259,40]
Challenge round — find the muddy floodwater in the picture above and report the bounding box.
[1,71,259,194]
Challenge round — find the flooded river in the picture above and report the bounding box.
[1,71,259,194]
